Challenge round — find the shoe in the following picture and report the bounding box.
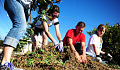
[0,62,23,70]
[0,65,7,70]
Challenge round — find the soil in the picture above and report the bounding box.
[11,43,119,70]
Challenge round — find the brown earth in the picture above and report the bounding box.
[11,43,119,70]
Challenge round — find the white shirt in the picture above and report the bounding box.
[86,34,102,57]
[35,16,59,28]
[21,0,32,9]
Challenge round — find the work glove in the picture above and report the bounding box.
[105,53,113,61]
[96,55,102,62]
[53,40,64,53]
[53,40,59,48]
[58,41,64,53]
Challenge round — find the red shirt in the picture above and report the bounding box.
[63,29,86,46]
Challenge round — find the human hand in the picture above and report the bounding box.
[53,40,59,48]
[80,55,87,63]
[107,53,112,58]
[74,52,83,63]
[53,40,64,53]
[58,41,64,53]
[106,53,113,61]
[96,55,102,62]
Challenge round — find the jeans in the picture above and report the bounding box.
[3,0,29,48]
[74,43,82,55]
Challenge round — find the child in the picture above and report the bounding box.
[32,20,48,51]
[35,5,64,53]
[86,24,112,62]
[63,22,87,63]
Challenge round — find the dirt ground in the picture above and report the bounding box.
[11,43,119,70]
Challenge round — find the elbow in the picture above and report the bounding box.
[44,30,49,36]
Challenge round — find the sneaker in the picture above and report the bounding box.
[0,65,7,70]
[0,62,23,70]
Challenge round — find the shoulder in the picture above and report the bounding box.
[53,18,59,23]
[65,29,75,35]
[67,29,75,32]
[89,34,98,41]
[91,34,98,38]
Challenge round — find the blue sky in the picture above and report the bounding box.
[0,0,120,46]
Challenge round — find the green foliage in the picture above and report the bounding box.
[87,28,97,36]
[37,48,45,54]
[21,58,34,67]
[40,50,64,65]
[14,38,29,52]
[102,23,120,65]
[11,47,67,68]
[87,23,120,66]
[27,59,34,67]
[109,64,120,69]
[31,0,61,20]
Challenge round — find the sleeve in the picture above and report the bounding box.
[80,34,86,43]
[89,35,97,44]
[65,29,74,39]
[53,18,59,25]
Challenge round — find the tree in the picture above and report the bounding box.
[87,23,120,65]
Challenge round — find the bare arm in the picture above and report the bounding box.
[92,44,99,55]
[54,24,62,41]
[42,21,55,42]
[81,42,86,56]
[80,42,87,63]
[100,51,105,54]
[67,38,81,61]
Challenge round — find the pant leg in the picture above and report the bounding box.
[74,43,82,55]
[3,0,27,48]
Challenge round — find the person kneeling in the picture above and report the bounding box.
[63,22,87,63]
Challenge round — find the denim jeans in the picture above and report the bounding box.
[74,43,82,55]
[3,0,29,48]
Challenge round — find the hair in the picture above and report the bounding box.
[96,24,106,43]
[97,24,106,31]
[47,5,60,15]
[76,21,85,28]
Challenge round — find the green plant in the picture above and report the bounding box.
[38,48,45,54]
[27,59,34,67]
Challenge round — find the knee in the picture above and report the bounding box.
[43,35,48,41]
